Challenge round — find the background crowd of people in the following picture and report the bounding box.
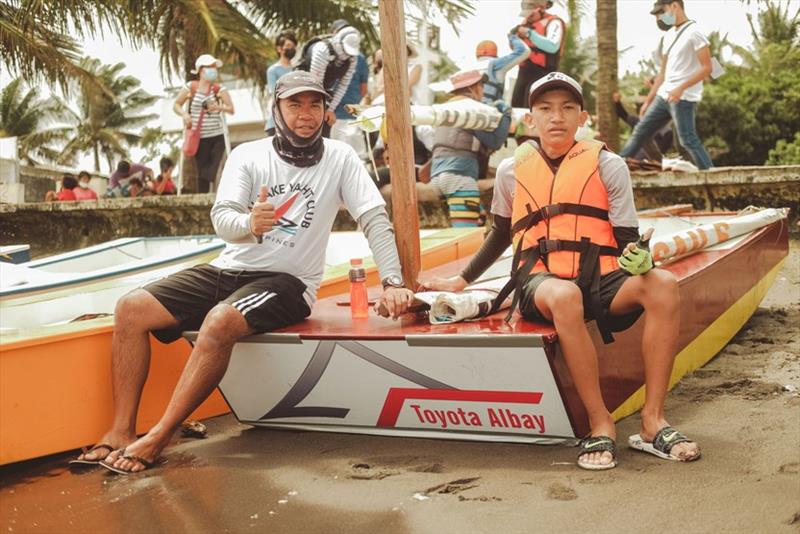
[46,0,717,224]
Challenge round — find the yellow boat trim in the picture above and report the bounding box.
[611,257,786,421]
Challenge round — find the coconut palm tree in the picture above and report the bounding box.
[56,58,159,172]
[595,0,619,151]
[0,78,72,165]
[4,0,474,91]
[0,0,120,94]
[558,0,597,112]
[123,0,475,86]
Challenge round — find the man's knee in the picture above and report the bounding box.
[115,290,157,327]
[197,304,251,347]
[642,269,679,308]
[543,282,584,321]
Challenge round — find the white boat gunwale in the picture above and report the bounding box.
[1,237,224,299]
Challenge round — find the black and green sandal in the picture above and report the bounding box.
[577,435,617,470]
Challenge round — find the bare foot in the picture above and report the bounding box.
[76,431,136,462]
[103,431,170,473]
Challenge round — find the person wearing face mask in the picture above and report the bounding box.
[266,31,298,136]
[84,71,415,475]
[510,0,566,109]
[428,70,511,227]
[305,24,362,137]
[620,0,714,170]
[173,54,236,193]
[73,170,98,200]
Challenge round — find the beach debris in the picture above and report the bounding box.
[277,499,288,505]
[180,420,207,438]
[412,493,429,501]
[287,490,298,496]
[782,384,797,393]
[424,477,480,496]
[250,513,258,519]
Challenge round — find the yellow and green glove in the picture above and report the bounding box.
[618,246,653,275]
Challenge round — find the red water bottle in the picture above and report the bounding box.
[349,258,369,319]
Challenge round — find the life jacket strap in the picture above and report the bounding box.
[510,203,609,235]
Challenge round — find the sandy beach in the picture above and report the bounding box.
[1,241,798,534]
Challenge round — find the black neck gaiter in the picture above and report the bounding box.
[271,100,325,167]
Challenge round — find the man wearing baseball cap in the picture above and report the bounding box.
[620,0,714,169]
[427,69,512,227]
[87,71,414,474]
[422,72,700,471]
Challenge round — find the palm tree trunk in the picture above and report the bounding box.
[596,0,619,151]
[93,143,100,172]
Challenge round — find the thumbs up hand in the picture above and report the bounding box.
[250,185,276,239]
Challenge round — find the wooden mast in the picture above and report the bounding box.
[378,0,421,288]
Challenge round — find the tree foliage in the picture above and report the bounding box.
[696,1,800,166]
[0,0,121,94]
[0,78,72,165]
[55,58,159,171]
[766,131,800,165]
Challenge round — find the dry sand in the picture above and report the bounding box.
[1,242,798,534]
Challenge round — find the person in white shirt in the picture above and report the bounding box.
[619,0,714,169]
[74,71,415,475]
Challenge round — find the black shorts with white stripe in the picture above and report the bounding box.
[143,264,310,344]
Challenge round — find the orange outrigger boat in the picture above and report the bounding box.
[0,228,482,465]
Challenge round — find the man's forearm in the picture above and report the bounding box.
[359,206,402,281]
[211,201,258,244]
[643,76,664,106]
[461,215,512,283]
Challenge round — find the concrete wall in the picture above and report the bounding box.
[1,166,797,259]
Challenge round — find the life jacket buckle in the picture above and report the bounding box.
[539,239,562,253]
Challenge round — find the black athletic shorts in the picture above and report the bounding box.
[518,269,644,332]
[143,264,311,344]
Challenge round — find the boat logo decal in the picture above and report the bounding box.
[377,388,548,434]
[258,340,453,421]
[255,183,318,240]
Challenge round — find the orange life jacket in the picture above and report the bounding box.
[522,14,566,69]
[492,139,620,343]
[511,140,619,278]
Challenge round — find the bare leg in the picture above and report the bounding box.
[104,303,252,472]
[78,290,179,461]
[534,279,616,467]
[609,269,699,460]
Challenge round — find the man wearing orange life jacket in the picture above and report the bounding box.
[510,0,566,108]
[421,73,701,471]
